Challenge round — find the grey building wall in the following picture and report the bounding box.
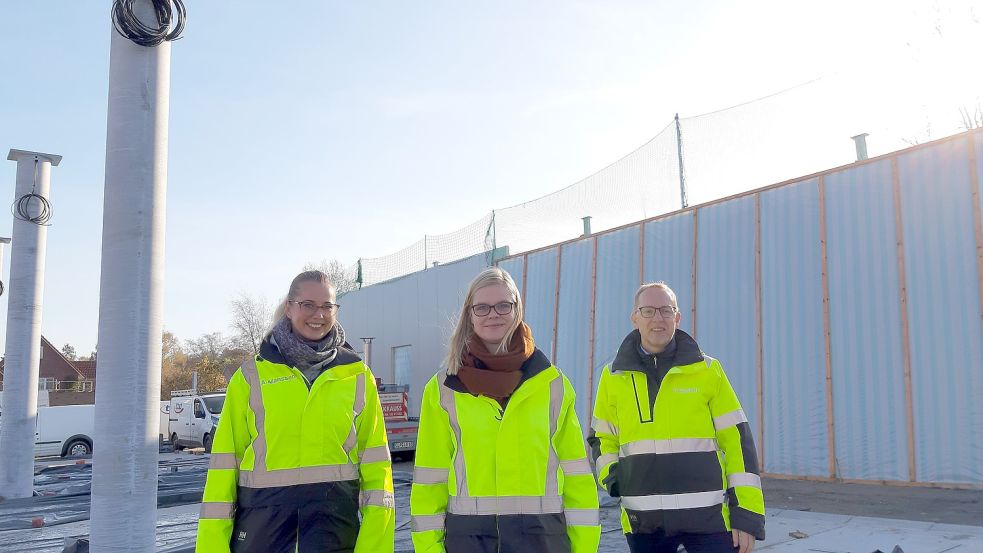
[338,253,489,417]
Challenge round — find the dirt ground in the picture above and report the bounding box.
[762,476,983,527]
[394,462,983,528]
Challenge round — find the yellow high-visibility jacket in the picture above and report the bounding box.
[196,339,395,553]
[589,329,765,540]
[410,349,601,553]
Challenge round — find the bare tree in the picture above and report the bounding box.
[160,331,189,399]
[60,343,78,361]
[959,102,983,131]
[302,259,360,297]
[903,3,982,141]
[185,332,246,392]
[230,292,272,353]
[160,331,249,398]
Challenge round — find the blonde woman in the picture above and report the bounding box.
[410,267,600,553]
[196,270,394,552]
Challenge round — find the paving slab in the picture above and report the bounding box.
[758,510,983,552]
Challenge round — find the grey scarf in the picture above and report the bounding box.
[271,317,347,377]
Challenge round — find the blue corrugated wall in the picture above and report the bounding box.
[524,249,559,356]
[593,227,642,396]
[825,159,910,481]
[760,179,828,477]
[492,129,983,485]
[898,139,983,484]
[343,129,983,487]
[696,196,761,450]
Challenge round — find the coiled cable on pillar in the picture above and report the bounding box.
[112,0,187,47]
[11,158,52,226]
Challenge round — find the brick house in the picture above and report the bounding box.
[0,336,95,406]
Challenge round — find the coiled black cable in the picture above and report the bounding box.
[112,0,187,47]
[0,281,5,297]
[11,158,52,226]
[13,194,51,225]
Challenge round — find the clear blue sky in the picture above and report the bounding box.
[0,1,978,354]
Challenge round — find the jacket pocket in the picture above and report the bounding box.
[518,513,571,553]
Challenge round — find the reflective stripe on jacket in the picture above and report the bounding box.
[410,349,601,553]
[196,343,395,553]
[588,329,765,540]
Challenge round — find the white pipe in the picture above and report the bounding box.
[0,237,11,294]
[89,20,171,552]
[0,237,11,265]
[0,237,9,417]
[0,150,59,500]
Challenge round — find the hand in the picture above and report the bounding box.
[732,529,754,552]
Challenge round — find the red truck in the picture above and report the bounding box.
[377,381,418,460]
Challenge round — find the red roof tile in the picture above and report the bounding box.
[74,360,97,379]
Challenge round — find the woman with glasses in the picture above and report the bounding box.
[410,267,600,553]
[196,270,395,553]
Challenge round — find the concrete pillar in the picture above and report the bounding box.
[0,150,60,500]
[0,237,11,296]
[88,20,171,552]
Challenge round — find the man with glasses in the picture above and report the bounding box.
[588,282,764,553]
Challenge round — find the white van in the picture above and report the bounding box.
[168,390,225,452]
[159,400,171,441]
[35,404,95,458]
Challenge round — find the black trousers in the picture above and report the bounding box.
[230,481,360,553]
[626,530,736,553]
[444,512,571,553]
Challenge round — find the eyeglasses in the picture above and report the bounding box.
[637,305,677,319]
[288,300,340,315]
[471,301,515,317]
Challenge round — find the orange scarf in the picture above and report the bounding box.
[457,322,535,405]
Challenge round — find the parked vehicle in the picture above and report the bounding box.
[159,400,171,442]
[379,382,418,460]
[164,383,404,456]
[168,389,225,452]
[34,404,95,458]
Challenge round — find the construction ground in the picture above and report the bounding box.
[0,453,980,553]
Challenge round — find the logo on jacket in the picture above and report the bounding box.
[237,531,247,541]
[261,375,295,386]
[673,387,699,394]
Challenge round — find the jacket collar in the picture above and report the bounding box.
[444,347,552,394]
[258,335,363,378]
[611,328,703,373]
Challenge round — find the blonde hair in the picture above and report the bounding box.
[269,270,336,330]
[444,267,524,375]
[633,281,678,309]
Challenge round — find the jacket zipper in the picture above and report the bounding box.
[497,397,503,553]
[496,514,502,553]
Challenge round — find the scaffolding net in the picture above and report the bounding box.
[353,4,983,287]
